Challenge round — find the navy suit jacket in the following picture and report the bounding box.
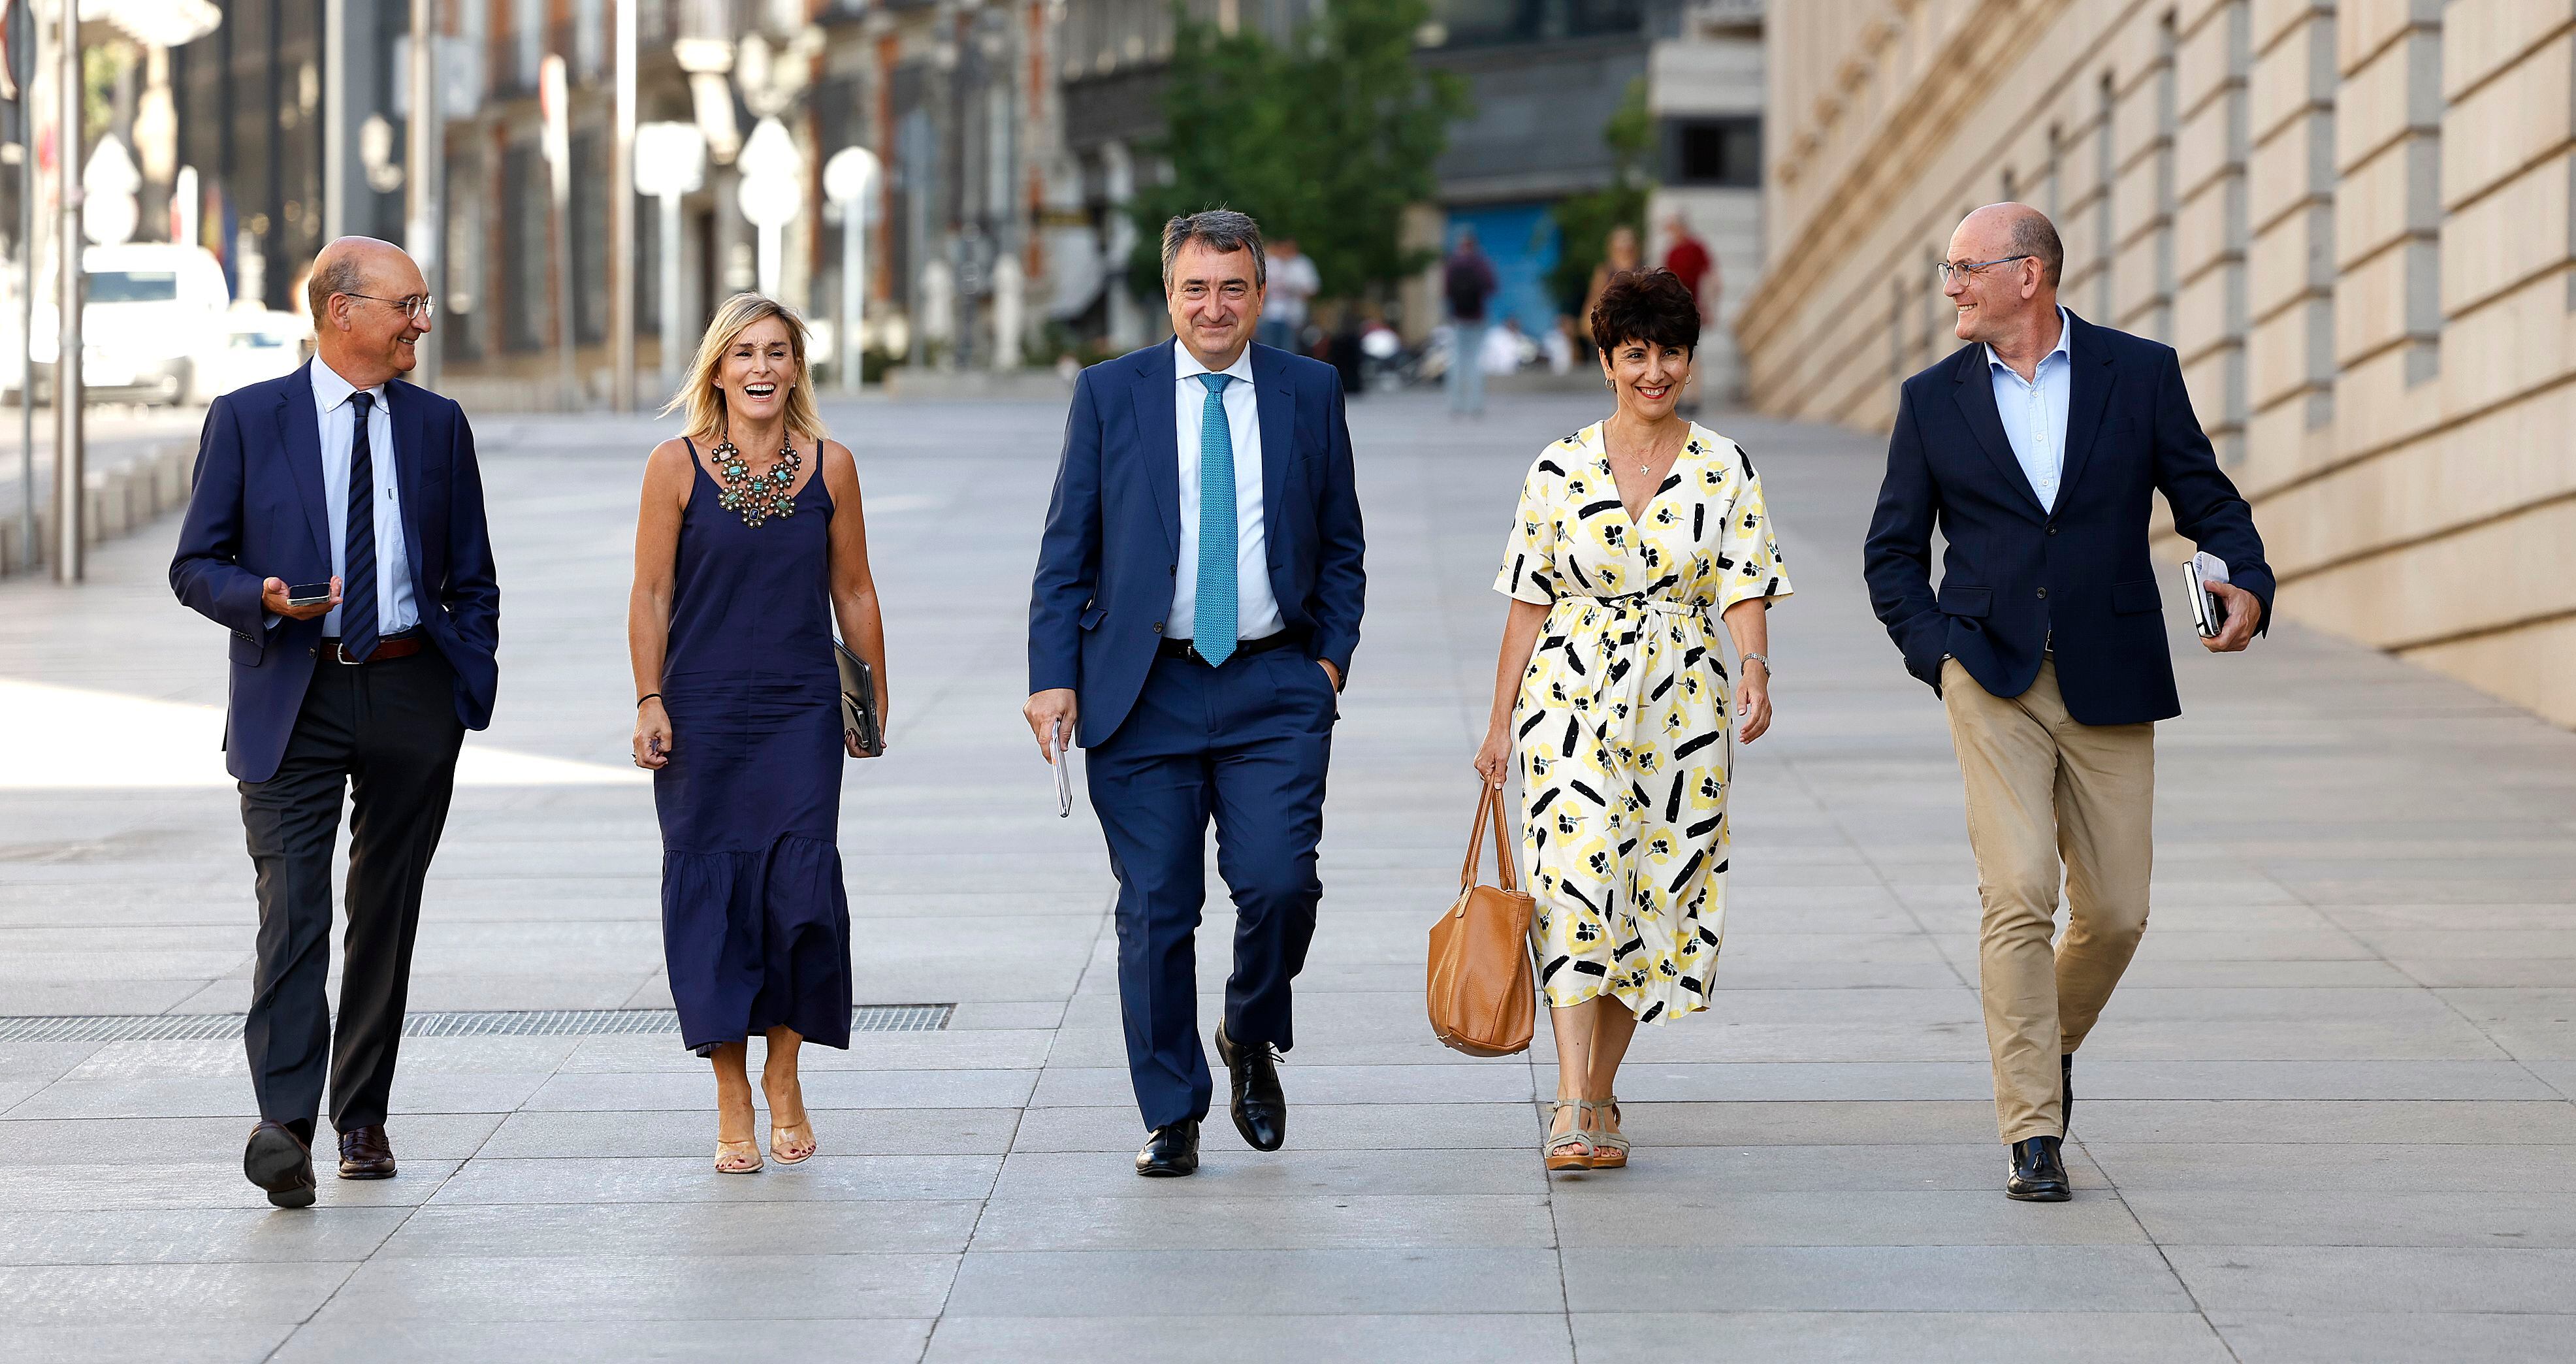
[170,361,501,782]
[1030,341,1366,748]
[1862,313,2273,726]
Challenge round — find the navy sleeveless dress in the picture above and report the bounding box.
[654,439,852,1052]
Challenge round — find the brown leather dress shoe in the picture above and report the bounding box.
[337,1124,396,1180]
[244,1120,317,1208]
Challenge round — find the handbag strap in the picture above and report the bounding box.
[1458,784,1520,894]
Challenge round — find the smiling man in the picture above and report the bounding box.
[170,236,499,1207]
[1025,209,1366,1177]
[1863,204,2272,1203]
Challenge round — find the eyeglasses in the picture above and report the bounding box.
[1933,255,2033,287]
[343,292,437,321]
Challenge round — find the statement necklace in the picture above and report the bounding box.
[711,436,801,528]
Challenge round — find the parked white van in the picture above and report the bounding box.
[24,244,302,406]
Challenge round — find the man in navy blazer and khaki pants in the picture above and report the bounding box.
[1026,210,1365,1177]
[1865,205,2272,1203]
[171,238,498,1207]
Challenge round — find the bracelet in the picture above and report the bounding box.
[636,692,662,709]
[1740,653,1772,675]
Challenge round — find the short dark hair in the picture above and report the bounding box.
[1588,268,1701,355]
[1161,209,1266,289]
[2010,210,2065,287]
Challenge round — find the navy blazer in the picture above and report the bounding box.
[170,361,502,782]
[1029,340,1366,748]
[1862,313,2273,726]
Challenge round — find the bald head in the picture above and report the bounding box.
[1955,203,2063,287]
[307,237,415,325]
[309,236,431,388]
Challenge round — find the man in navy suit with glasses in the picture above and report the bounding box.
[1025,209,1366,1177]
[171,237,499,1207]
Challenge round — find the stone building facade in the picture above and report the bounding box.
[1738,0,2576,728]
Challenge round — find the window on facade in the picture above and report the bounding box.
[571,132,607,345]
[1423,0,1644,47]
[504,143,545,353]
[1666,117,1759,188]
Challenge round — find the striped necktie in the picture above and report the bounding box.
[339,391,379,662]
[1193,372,1238,666]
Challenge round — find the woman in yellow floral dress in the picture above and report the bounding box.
[1472,269,1792,1171]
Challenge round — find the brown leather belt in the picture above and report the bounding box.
[319,634,427,664]
[1158,630,1300,663]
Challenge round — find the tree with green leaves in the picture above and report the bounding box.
[1128,0,1470,306]
[1547,77,1654,321]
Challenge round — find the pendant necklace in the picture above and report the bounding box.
[711,432,801,528]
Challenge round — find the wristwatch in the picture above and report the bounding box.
[1741,652,1772,675]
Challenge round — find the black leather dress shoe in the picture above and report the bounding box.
[244,1120,317,1209]
[2061,1053,2074,1134]
[1135,1120,1200,1177]
[1214,1021,1286,1152]
[2006,1135,2072,1202]
[337,1124,396,1180]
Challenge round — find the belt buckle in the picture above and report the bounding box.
[335,640,362,664]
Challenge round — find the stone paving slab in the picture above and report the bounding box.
[0,391,2572,1361]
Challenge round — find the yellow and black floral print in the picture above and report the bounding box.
[1493,421,1792,1022]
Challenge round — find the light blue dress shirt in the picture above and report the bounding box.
[309,359,419,638]
[1169,339,1283,641]
[1985,307,2073,511]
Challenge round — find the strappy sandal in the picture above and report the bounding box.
[1583,1098,1631,1169]
[714,1137,764,1174]
[769,1119,817,1166]
[1544,1099,1595,1171]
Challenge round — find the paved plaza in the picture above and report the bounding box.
[0,389,2571,1361]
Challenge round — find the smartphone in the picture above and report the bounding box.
[285,581,333,608]
[2182,560,2223,639]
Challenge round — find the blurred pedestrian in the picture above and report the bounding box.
[1025,210,1366,1178]
[1474,267,1792,1171]
[1443,229,1498,417]
[1579,225,1645,353]
[1660,213,1717,415]
[630,293,890,1174]
[1863,204,2273,1203]
[170,237,498,1207]
[1660,212,1716,312]
[1260,236,1320,352]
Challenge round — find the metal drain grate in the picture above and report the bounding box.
[0,1003,954,1044]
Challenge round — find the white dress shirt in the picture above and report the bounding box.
[1985,306,2074,511]
[1170,338,1284,642]
[310,359,418,638]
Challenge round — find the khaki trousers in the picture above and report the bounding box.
[1942,657,2153,1143]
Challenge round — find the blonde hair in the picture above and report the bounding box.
[660,293,828,447]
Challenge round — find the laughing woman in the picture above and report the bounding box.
[1472,268,1792,1171]
[629,293,890,1173]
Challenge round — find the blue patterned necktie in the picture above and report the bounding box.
[340,391,379,662]
[1193,372,1238,666]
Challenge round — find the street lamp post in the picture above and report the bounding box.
[539,53,574,410]
[404,0,440,390]
[735,117,799,300]
[608,0,636,412]
[822,145,876,396]
[52,0,81,583]
[14,0,34,574]
[633,122,705,404]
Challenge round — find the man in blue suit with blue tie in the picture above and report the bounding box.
[1866,205,2271,1203]
[1026,210,1366,1177]
[171,238,499,1207]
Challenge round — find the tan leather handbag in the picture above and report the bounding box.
[1426,784,1538,1057]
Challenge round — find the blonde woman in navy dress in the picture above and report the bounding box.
[629,294,890,1173]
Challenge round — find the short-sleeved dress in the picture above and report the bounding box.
[1493,421,1792,1023]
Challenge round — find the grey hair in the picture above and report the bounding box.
[2008,210,2065,287]
[1160,209,1266,289]
[306,252,370,325]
